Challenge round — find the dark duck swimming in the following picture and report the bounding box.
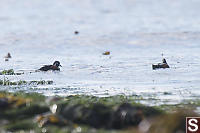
[39,61,62,71]
[152,58,170,70]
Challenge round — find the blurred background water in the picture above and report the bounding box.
[0,0,200,105]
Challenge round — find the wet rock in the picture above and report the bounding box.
[60,102,162,129]
[20,104,49,116]
[36,114,67,127]
[111,103,144,129]
[61,104,88,123]
[0,98,9,109]
[61,103,112,128]
[110,103,162,129]
[83,103,112,128]
[0,95,29,108]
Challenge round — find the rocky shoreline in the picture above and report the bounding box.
[0,91,198,133]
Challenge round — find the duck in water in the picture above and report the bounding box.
[4,53,12,61]
[152,58,170,70]
[5,53,11,58]
[39,61,62,71]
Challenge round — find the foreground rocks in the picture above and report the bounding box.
[0,91,198,133]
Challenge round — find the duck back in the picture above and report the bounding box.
[39,65,52,71]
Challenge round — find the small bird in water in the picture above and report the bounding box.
[39,61,62,71]
[74,31,79,35]
[152,58,170,70]
[4,53,11,58]
[4,53,11,61]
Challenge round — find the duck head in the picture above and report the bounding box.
[53,61,62,67]
[162,58,167,64]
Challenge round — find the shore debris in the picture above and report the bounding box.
[102,51,110,55]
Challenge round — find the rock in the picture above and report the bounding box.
[61,103,112,128]
[60,102,162,129]
[0,98,9,109]
[110,103,162,129]
[111,103,144,129]
[84,103,112,128]
[36,114,67,127]
[61,104,88,123]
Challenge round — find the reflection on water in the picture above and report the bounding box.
[0,0,200,105]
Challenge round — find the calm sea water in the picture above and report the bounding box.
[0,0,200,105]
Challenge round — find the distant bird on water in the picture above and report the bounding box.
[4,53,12,61]
[39,61,62,71]
[4,53,11,58]
[152,58,170,70]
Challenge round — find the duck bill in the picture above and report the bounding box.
[59,64,62,67]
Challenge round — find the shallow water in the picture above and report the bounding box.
[1,0,200,105]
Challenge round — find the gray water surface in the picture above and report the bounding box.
[1,0,200,105]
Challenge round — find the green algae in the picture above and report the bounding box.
[0,69,15,75]
[0,69,23,75]
[0,79,53,86]
[4,119,37,132]
[55,95,142,108]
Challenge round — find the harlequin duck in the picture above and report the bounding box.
[4,53,11,58]
[39,61,62,71]
[152,58,170,70]
[4,53,11,61]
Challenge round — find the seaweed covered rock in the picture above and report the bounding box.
[110,103,162,129]
[0,79,53,86]
[0,92,49,121]
[82,103,112,128]
[111,103,144,129]
[0,97,9,109]
[1,91,195,133]
[61,103,112,128]
[61,104,88,123]
[60,102,162,129]
[0,94,31,108]
[36,114,67,127]
[61,103,113,128]
[0,69,15,75]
